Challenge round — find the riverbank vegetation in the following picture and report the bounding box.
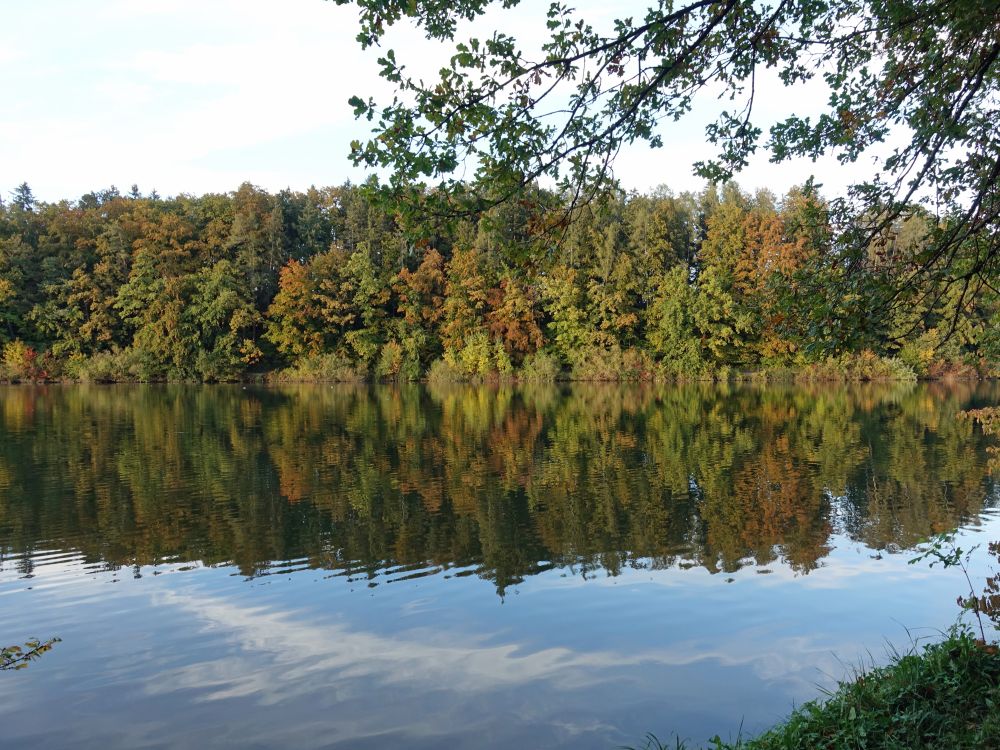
[1,181,997,384]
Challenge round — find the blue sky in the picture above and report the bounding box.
[1,0,870,202]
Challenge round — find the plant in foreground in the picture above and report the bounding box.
[629,530,1000,750]
[910,529,1000,644]
[630,628,1000,750]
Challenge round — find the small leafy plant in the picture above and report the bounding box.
[1,637,61,671]
[910,531,999,643]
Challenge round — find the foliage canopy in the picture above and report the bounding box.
[1,180,997,381]
[338,0,1000,330]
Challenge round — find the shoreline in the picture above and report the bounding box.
[1,369,993,386]
[640,629,1000,750]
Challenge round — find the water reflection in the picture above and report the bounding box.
[1,382,999,749]
[0,381,996,592]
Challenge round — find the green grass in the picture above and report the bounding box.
[633,629,1000,750]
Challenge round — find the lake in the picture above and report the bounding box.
[1,381,998,749]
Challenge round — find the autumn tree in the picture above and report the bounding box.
[486,273,543,365]
[440,246,492,356]
[392,247,446,370]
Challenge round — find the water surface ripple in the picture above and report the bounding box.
[1,381,998,749]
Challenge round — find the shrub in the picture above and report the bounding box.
[274,353,366,382]
[493,340,514,378]
[657,352,709,380]
[568,346,619,381]
[195,348,245,383]
[456,331,494,378]
[898,330,939,377]
[399,337,424,381]
[568,345,657,382]
[622,348,657,381]
[797,351,916,382]
[1,340,40,382]
[734,630,1000,749]
[36,351,63,380]
[63,348,150,383]
[426,356,465,385]
[519,350,562,381]
[898,328,977,379]
[376,341,405,381]
[438,331,516,381]
[655,360,716,382]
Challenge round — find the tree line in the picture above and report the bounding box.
[1,180,997,382]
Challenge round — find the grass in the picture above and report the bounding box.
[632,628,1000,750]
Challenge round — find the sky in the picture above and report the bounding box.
[1,0,876,203]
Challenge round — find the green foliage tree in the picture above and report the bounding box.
[340,0,1000,340]
[188,260,263,381]
[540,264,592,366]
[647,265,704,376]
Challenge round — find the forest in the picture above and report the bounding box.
[1,180,997,383]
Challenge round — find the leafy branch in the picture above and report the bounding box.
[337,0,1000,347]
[1,638,61,672]
[910,532,991,643]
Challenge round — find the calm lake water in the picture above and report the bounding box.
[1,382,998,749]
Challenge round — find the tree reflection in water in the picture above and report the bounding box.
[0,381,996,596]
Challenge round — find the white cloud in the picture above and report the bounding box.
[144,582,854,716]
